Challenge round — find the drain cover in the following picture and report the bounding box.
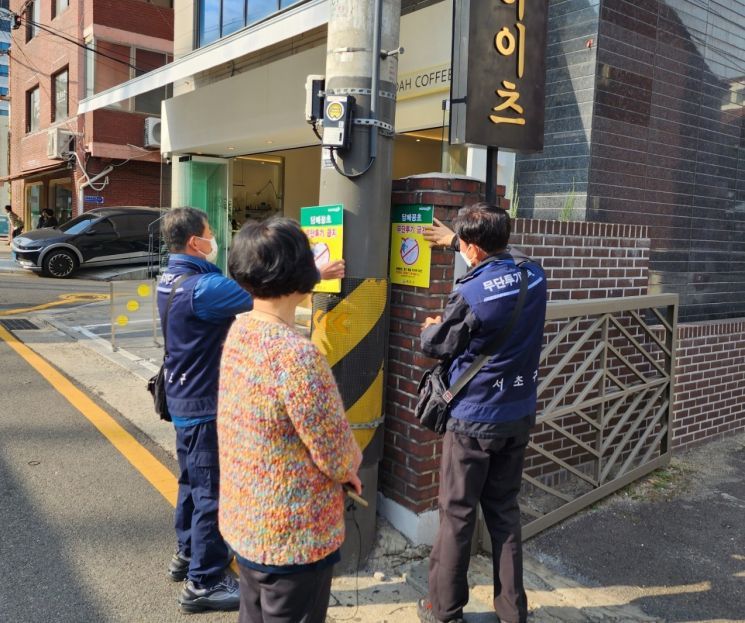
[0,319,39,331]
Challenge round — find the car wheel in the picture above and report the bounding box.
[42,249,78,278]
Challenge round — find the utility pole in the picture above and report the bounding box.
[311,0,401,568]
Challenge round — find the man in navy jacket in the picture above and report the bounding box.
[417,204,547,623]
[158,208,253,613]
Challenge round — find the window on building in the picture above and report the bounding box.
[25,1,40,42]
[198,0,302,47]
[52,69,69,122]
[52,0,70,19]
[87,41,131,109]
[134,49,169,114]
[0,66,8,77]
[85,40,171,113]
[26,86,40,133]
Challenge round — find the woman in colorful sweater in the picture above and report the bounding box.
[218,217,362,623]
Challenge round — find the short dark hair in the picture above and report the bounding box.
[162,207,209,252]
[4,205,11,212]
[455,202,510,254]
[229,217,319,298]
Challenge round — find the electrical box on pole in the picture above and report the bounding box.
[322,94,355,150]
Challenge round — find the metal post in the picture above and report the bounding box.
[485,146,499,204]
[109,282,116,351]
[312,0,401,570]
[152,278,159,347]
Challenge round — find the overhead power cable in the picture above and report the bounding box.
[19,15,167,74]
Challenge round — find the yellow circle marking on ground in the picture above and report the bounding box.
[126,300,140,312]
[116,315,129,327]
[137,284,151,297]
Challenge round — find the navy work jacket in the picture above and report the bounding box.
[421,253,547,426]
[157,254,253,428]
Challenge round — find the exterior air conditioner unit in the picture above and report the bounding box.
[47,127,74,159]
[144,117,161,149]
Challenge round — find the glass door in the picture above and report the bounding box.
[174,156,231,271]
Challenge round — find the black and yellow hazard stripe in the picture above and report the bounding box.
[312,277,388,452]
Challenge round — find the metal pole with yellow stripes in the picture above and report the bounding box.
[312,0,401,568]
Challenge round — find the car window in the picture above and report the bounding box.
[58,214,98,234]
[111,214,159,237]
[90,218,115,234]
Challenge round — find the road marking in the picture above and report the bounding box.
[0,321,240,575]
[0,292,109,316]
[0,323,178,507]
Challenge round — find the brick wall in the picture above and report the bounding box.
[672,321,745,448]
[90,0,174,40]
[84,160,166,208]
[383,175,654,513]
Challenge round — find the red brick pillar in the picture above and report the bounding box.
[381,175,507,534]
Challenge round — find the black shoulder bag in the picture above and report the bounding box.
[414,266,529,434]
[147,274,192,422]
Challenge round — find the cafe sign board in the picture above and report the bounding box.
[450,0,550,152]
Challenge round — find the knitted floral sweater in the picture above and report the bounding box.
[218,315,362,566]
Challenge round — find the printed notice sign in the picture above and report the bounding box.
[389,204,433,288]
[300,204,344,294]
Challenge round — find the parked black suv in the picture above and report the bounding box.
[12,207,164,278]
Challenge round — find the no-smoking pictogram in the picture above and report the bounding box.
[400,237,419,265]
[313,242,331,268]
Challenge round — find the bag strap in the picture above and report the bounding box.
[162,274,193,358]
[444,266,529,403]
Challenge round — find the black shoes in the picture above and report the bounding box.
[168,550,190,582]
[417,598,465,623]
[179,574,240,613]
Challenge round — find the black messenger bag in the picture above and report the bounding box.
[147,274,192,422]
[414,267,528,434]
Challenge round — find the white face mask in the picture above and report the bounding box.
[197,236,219,263]
[459,250,472,268]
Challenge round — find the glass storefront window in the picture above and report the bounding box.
[51,179,73,224]
[25,183,43,228]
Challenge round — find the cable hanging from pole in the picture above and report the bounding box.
[327,147,375,180]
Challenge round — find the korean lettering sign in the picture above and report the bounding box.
[300,204,344,294]
[450,0,549,152]
[389,205,433,288]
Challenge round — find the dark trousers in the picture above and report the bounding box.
[12,227,22,238]
[175,420,229,586]
[428,430,530,623]
[238,562,334,623]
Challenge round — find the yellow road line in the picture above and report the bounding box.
[0,324,178,506]
[0,293,110,316]
[1,323,240,575]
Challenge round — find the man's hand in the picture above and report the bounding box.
[423,218,456,248]
[422,315,442,330]
[319,259,345,281]
[345,473,363,496]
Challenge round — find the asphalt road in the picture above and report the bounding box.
[0,281,235,623]
[0,272,111,314]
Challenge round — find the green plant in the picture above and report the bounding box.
[508,178,519,219]
[559,178,576,222]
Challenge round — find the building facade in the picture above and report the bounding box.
[516,0,745,322]
[6,0,173,230]
[77,0,745,544]
[0,1,11,212]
